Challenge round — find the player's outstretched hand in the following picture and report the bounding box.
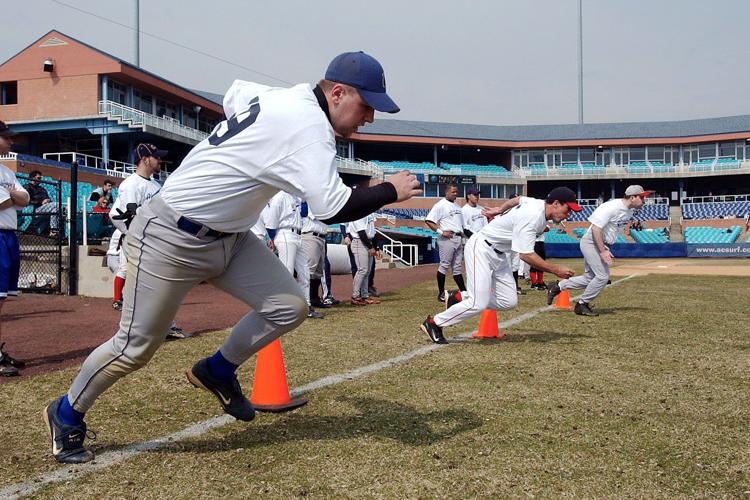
[600,250,614,265]
[388,170,423,202]
[554,266,575,280]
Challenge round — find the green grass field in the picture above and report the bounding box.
[2,268,749,498]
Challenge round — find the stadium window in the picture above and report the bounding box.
[613,148,629,166]
[133,89,154,114]
[336,140,349,157]
[424,183,438,197]
[718,142,736,158]
[480,184,493,198]
[1,81,18,105]
[630,147,645,161]
[684,145,698,164]
[698,143,717,159]
[579,148,594,163]
[183,109,197,128]
[561,149,578,163]
[107,79,127,105]
[546,149,561,167]
[530,150,545,164]
[647,146,664,162]
[156,98,178,120]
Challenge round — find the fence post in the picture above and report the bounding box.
[69,161,79,295]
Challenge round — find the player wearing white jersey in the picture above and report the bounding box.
[420,188,580,344]
[44,51,421,464]
[547,185,653,316]
[265,191,321,319]
[425,184,466,301]
[0,120,30,377]
[347,212,379,305]
[108,144,163,311]
[301,204,330,309]
[461,186,487,239]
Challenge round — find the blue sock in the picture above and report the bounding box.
[206,350,238,380]
[58,394,85,426]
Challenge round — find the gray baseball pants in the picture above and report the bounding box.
[559,235,609,304]
[68,195,307,412]
[275,229,311,307]
[351,238,372,299]
[301,233,325,280]
[437,235,463,275]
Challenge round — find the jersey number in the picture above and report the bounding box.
[208,97,260,146]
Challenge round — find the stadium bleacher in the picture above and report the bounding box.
[630,228,669,243]
[684,225,742,244]
[543,231,578,243]
[681,201,750,220]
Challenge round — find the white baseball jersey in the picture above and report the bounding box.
[158,81,351,233]
[0,165,27,230]
[462,203,487,234]
[426,198,463,233]
[347,213,376,239]
[110,173,161,234]
[478,196,547,254]
[585,198,635,245]
[265,191,302,231]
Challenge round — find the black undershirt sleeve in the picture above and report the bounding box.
[320,182,398,224]
[464,229,473,239]
[357,230,373,248]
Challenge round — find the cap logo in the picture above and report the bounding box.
[381,72,386,90]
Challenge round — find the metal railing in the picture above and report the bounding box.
[336,157,383,177]
[0,152,18,161]
[375,228,418,267]
[98,100,209,142]
[514,160,750,177]
[44,152,136,177]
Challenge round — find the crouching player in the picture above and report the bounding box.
[420,187,581,344]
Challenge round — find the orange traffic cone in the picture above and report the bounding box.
[472,309,506,339]
[554,289,573,310]
[250,339,308,413]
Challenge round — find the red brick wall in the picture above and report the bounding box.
[0,74,99,121]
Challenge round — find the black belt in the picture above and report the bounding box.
[281,228,302,235]
[177,216,232,239]
[484,238,504,255]
[303,231,326,238]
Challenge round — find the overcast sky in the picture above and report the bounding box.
[2,0,749,126]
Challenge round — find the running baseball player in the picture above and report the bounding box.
[44,51,420,464]
[425,183,466,301]
[264,191,321,319]
[547,185,653,316]
[0,121,30,377]
[420,187,580,344]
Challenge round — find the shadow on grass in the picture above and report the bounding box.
[167,396,482,453]
[4,309,74,321]
[452,330,591,344]
[589,306,649,315]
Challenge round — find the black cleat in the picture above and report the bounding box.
[187,358,255,421]
[574,302,599,317]
[420,316,447,344]
[43,396,95,464]
[445,289,462,309]
[112,300,123,311]
[437,291,447,303]
[0,342,25,368]
[546,281,561,305]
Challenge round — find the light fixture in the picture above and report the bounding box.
[595,145,604,152]
[43,58,54,72]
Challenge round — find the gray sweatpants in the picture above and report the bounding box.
[559,235,609,304]
[437,235,463,275]
[301,233,325,280]
[351,238,372,299]
[68,194,307,412]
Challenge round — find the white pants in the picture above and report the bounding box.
[433,235,518,328]
[275,229,311,307]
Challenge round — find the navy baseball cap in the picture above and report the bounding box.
[467,186,481,195]
[325,51,400,114]
[546,187,582,212]
[0,120,16,138]
[135,143,167,161]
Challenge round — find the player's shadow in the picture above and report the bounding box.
[483,329,591,344]
[3,308,74,321]
[169,396,482,453]
[590,306,649,315]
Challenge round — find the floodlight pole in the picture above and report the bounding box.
[134,0,140,66]
[577,0,584,124]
